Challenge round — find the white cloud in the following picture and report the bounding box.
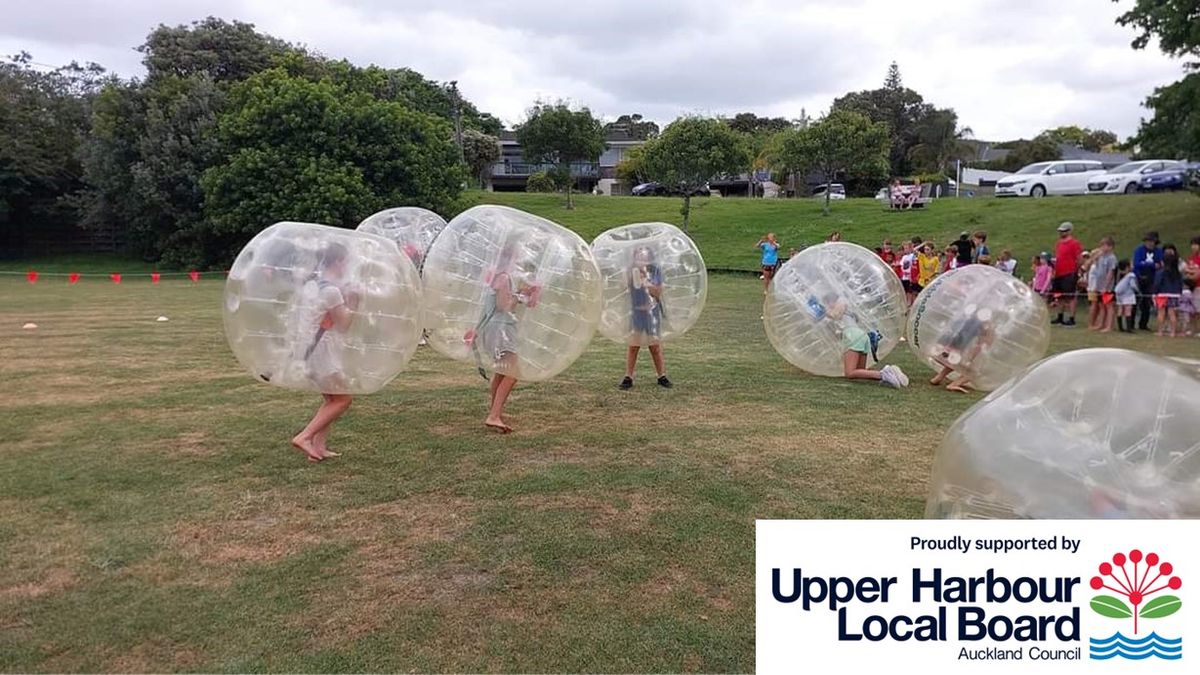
[0,0,1186,140]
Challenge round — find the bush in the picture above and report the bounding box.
[526,170,557,193]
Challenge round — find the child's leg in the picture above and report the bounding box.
[625,345,640,377]
[489,373,502,406]
[930,364,953,385]
[293,394,351,461]
[946,377,973,393]
[486,375,518,431]
[1167,308,1178,336]
[1088,299,1100,329]
[1101,304,1114,332]
[842,351,881,381]
[647,344,666,377]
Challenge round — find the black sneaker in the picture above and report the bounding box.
[1051,316,1064,325]
[619,376,633,390]
[1064,318,1077,327]
[657,375,673,389]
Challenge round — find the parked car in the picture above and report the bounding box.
[1085,160,1184,194]
[631,181,709,197]
[1138,165,1191,192]
[812,183,846,200]
[994,160,1106,197]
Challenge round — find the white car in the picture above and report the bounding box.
[994,160,1106,198]
[1085,160,1184,195]
[812,183,846,200]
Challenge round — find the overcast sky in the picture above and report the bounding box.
[1,0,1186,141]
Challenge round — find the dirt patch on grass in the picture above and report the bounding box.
[0,567,78,600]
[169,430,217,456]
[106,639,202,673]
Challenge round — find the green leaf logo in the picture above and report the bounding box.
[1139,595,1182,619]
[1091,595,1133,618]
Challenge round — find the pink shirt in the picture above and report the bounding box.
[1033,264,1052,292]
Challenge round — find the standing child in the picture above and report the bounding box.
[619,246,672,389]
[1154,245,1185,337]
[917,242,939,292]
[1114,260,1138,333]
[898,241,917,304]
[1032,253,1053,298]
[466,245,541,432]
[973,231,990,263]
[942,245,958,274]
[1087,237,1118,332]
[291,243,359,462]
[756,233,780,293]
[1180,280,1196,337]
[995,249,1017,275]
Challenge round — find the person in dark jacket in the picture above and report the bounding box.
[1131,231,1163,330]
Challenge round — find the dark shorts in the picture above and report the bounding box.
[1051,273,1077,294]
[762,264,777,278]
[911,282,924,294]
[903,280,914,293]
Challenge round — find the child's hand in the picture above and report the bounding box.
[463,329,476,346]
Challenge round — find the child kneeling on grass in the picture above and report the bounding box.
[815,296,908,388]
[929,309,995,393]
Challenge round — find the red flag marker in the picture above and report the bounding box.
[26,271,38,284]
[68,272,80,284]
[188,270,200,282]
[151,272,161,284]
[110,273,122,284]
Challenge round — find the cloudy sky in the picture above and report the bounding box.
[1,0,1186,141]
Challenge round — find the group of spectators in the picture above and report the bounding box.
[876,230,1001,304]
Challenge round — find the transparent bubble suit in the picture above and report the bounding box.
[421,205,602,382]
[356,206,448,271]
[926,348,1200,519]
[592,222,707,346]
[223,222,423,395]
[906,264,1050,391]
[763,242,907,376]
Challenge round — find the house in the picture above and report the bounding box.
[489,129,647,193]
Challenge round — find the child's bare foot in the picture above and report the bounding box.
[946,382,972,394]
[929,374,946,385]
[291,435,324,462]
[485,417,513,433]
[1100,328,1111,333]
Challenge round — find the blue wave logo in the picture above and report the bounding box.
[1089,632,1182,660]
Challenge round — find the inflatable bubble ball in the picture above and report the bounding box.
[356,207,448,270]
[926,348,1200,519]
[763,242,907,377]
[591,222,707,347]
[421,205,602,382]
[224,222,423,395]
[906,264,1050,391]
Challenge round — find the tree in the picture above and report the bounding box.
[1116,0,1200,159]
[725,113,792,135]
[1129,73,1200,159]
[1116,0,1200,67]
[1038,125,1120,151]
[200,68,464,266]
[462,129,500,190]
[515,101,605,209]
[138,17,292,84]
[640,117,749,231]
[0,53,108,254]
[993,136,1062,172]
[908,109,974,175]
[614,144,648,185]
[774,110,889,214]
[604,113,659,140]
[832,62,935,176]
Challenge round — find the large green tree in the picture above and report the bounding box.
[515,101,606,209]
[0,53,108,255]
[774,110,889,214]
[1117,0,1200,159]
[725,113,792,135]
[201,68,464,265]
[908,109,974,175]
[831,62,934,176]
[1038,125,1119,151]
[462,129,501,189]
[603,113,659,140]
[640,117,749,231]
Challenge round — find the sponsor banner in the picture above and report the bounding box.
[757,520,1196,673]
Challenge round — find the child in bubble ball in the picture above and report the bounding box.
[619,246,672,390]
[809,294,909,388]
[465,243,541,433]
[291,242,360,462]
[929,308,996,393]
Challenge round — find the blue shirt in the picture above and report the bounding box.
[1133,244,1162,277]
[760,242,779,266]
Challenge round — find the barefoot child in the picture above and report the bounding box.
[1031,253,1052,299]
[466,245,541,433]
[1114,260,1137,332]
[292,243,359,462]
[756,233,780,293]
[1154,245,1185,337]
[619,246,672,389]
[929,308,996,393]
[1087,237,1117,332]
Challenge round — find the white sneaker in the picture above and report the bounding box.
[891,365,910,387]
[880,365,909,389]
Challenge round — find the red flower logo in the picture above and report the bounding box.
[1089,549,1182,634]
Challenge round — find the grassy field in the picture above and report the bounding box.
[2,194,1198,671]
[2,256,1198,670]
[468,191,1200,273]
